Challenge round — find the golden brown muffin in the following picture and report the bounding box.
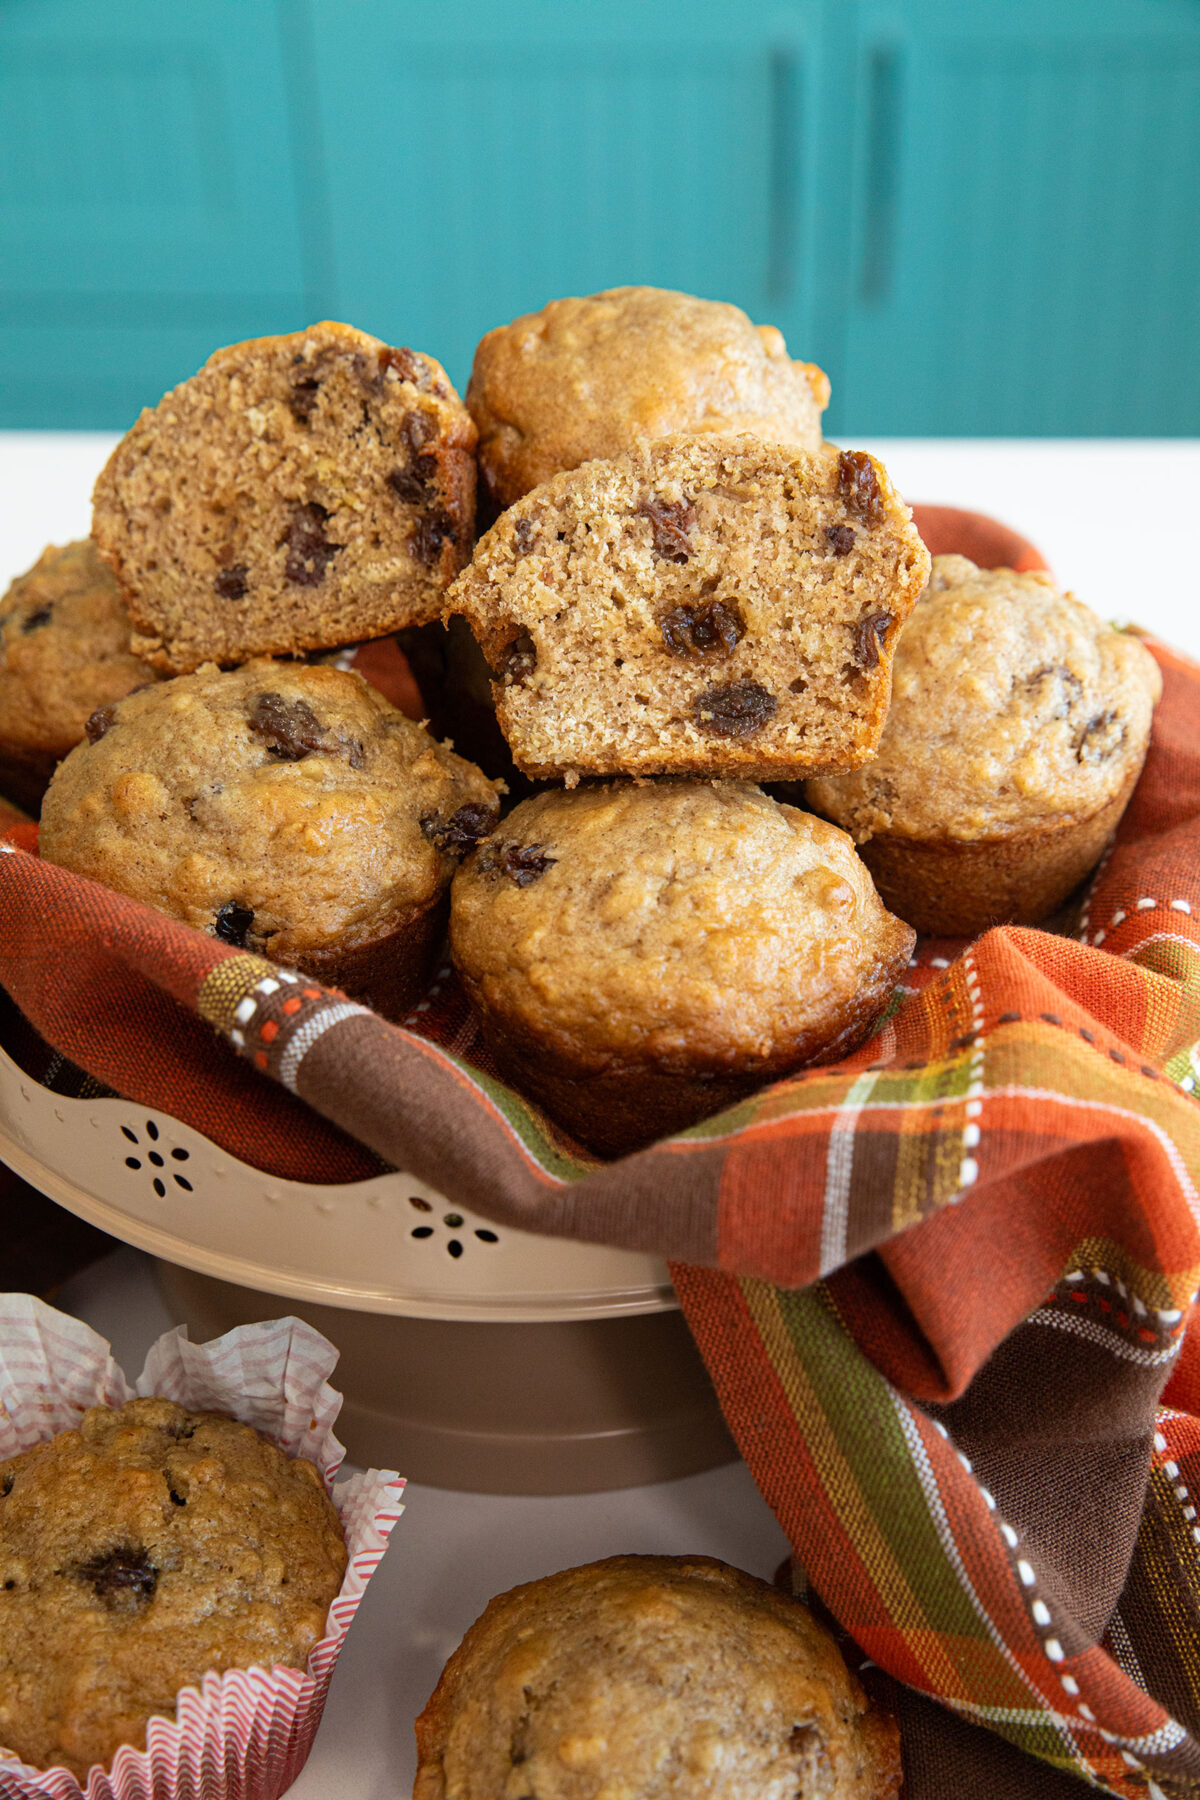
[446,435,930,787]
[92,321,477,673]
[39,659,500,1019]
[0,1395,346,1778]
[468,286,830,515]
[450,782,914,1157]
[0,540,161,813]
[805,556,1163,935]
[414,1555,902,1800]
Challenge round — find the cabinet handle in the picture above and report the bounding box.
[861,44,901,305]
[767,44,800,304]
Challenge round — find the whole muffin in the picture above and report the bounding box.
[92,320,477,672]
[39,659,500,1019]
[446,435,930,786]
[0,540,161,813]
[0,1395,347,1778]
[450,782,915,1156]
[468,286,830,515]
[414,1555,902,1799]
[805,556,1163,935]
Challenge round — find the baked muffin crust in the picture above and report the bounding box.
[39,659,499,963]
[414,1554,902,1799]
[467,286,830,514]
[0,1396,346,1777]
[92,321,477,672]
[451,782,914,1153]
[447,435,930,784]
[806,556,1162,843]
[0,541,160,804]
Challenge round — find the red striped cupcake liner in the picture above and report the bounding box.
[0,1295,405,1800]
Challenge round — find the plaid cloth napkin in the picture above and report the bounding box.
[2,630,1199,1798]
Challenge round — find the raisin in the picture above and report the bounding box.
[501,630,537,683]
[1076,710,1126,764]
[1024,663,1083,719]
[0,1473,13,1498]
[420,802,495,854]
[409,511,455,567]
[826,524,856,556]
[283,502,340,586]
[387,456,438,505]
[660,599,744,657]
[637,497,697,562]
[512,518,535,556]
[79,1546,158,1608]
[402,411,435,452]
[377,345,424,386]
[481,843,557,886]
[213,901,255,947]
[693,680,777,738]
[22,605,53,632]
[249,691,329,759]
[837,450,886,526]
[85,705,116,743]
[213,564,249,600]
[289,377,321,424]
[853,611,893,669]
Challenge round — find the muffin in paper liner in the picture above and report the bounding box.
[0,1293,405,1800]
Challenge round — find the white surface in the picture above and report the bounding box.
[4,432,1200,654]
[54,1247,790,1800]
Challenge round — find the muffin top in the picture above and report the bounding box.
[0,540,161,761]
[806,556,1163,843]
[39,659,500,959]
[0,1395,347,1777]
[450,782,914,1074]
[414,1555,901,1800]
[467,287,829,511]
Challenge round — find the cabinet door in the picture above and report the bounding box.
[825,0,1200,436]
[0,0,314,427]
[308,0,825,393]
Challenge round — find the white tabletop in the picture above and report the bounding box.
[4,433,1200,654]
[6,434,1200,1795]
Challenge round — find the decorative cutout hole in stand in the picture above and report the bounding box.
[406,1193,500,1258]
[120,1120,192,1197]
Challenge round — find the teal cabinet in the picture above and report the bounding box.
[0,0,316,427]
[1,0,1198,433]
[306,0,824,394]
[820,0,1200,434]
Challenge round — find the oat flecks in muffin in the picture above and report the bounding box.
[91,321,478,673]
[414,1555,902,1799]
[0,540,161,765]
[446,435,930,784]
[38,659,500,964]
[805,556,1163,845]
[0,1396,347,1777]
[467,285,829,512]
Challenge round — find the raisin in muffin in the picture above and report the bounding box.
[468,286,830,516]
[450,782,914,1156]
[414,1555,902,1800]
[805,556,1163,935]
[92,320,477,673]
[0,1395,346,1778]
[446,435,930,786]
[0,540,161,814]
[39,659,500,1020]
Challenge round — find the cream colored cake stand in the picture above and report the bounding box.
[0,1034,735,1491]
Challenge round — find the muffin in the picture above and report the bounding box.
[0,1394,347,1778]
[0,540,161,814]
[805,556,1163,935]
[446,436,930,786]
[414,1554,902,1799]
[467,286,830,516]
[39,659,500,1020]
[450,782,915,1157]
[92,320,477,673]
